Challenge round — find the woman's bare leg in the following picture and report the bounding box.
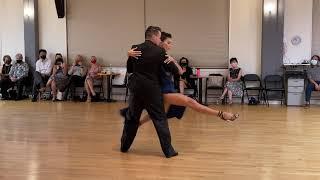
[51,80,57,100]
[220,88,228,99]
[227,90,233,104]
[139,114,150,126]
[164,93,237,120]
[179,80,186,94]
[87,79,96,96]
[164,93,220,116]
[46,79,52,87]
[139,93,238,126]
[85,80,91,101]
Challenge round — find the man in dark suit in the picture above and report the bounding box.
[120,26,178,158]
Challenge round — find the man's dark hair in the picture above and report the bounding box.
[230,57,238,64]
[145,26,162,39]
[161,32,172,42]
[39,49,47,54]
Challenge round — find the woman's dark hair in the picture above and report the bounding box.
[2,55,12,63]
[55,53,63,59]
[161,31,172,42]
[311,55,320,60]
[55,57,64,65]
[179,57,189,66]
[230,57,238,64]
[39,49,47,54]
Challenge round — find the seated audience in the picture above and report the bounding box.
[219,57,243,105]
[305,55,320,106]
[85,56,101,102]
[179,57,197,96]
[6,54,29,100]
[32,49,53,102]
[1,55,12,78]
[65,55,87,101]
[0,55,13,99]
[46,54,69,101]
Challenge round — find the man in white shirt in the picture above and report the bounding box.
[31,49,53,102]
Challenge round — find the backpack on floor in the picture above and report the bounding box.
[248,97,259,105]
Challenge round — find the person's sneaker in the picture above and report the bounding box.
[304,102,311,108]
[31,97,37,102]
[0,97,9,100]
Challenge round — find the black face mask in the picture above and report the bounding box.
[41,55,46,60]
[181,63,187,67]
[16,60,23,63]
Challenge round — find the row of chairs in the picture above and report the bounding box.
[205,74,285,106]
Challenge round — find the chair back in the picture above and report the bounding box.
[243,74,262,88]
[264,75,283,90]
[207,73,224,88]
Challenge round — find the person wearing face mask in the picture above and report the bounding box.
[0,54,29,100]
[85,56,101,102]
[31,49,53,102]
[64,55,87,101]
[179,57,197,96]
[305,55,320,107]
[46,55,69,101]
[0,55,12,80]
[218,58,243,105]
[0,55,13,99]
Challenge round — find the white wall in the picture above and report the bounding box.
[0,0,3,61]
[0,0,25,64]
[38,0,67,61]
[229,0,262,75]
[0,0,263,74]
[284,0,313,63]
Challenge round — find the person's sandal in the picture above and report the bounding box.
[218,111,239,121]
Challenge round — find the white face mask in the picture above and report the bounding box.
[310,59,318,66]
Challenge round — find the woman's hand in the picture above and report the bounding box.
[164,55,176,64]
[182,67,186,73]
[128,47,142,59]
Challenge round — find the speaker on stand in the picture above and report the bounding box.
[55,0,65,18]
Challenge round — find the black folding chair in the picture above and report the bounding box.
[205,73,225,104]
[242,74,266,104]
[264,75,285,106]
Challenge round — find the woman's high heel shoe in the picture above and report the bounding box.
[217,111,239,121]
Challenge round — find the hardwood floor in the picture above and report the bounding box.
[0,101,320,180]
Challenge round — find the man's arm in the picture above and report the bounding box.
[8,66,14,78]
[127,45,138,73]
[21,63,29,78]
[45,60,53,75]
[35,60,40,72]
[308,71,319,87]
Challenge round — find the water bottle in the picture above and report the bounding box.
[196,68,201,77]
[192,67,196,75]
[107,64,112,74]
